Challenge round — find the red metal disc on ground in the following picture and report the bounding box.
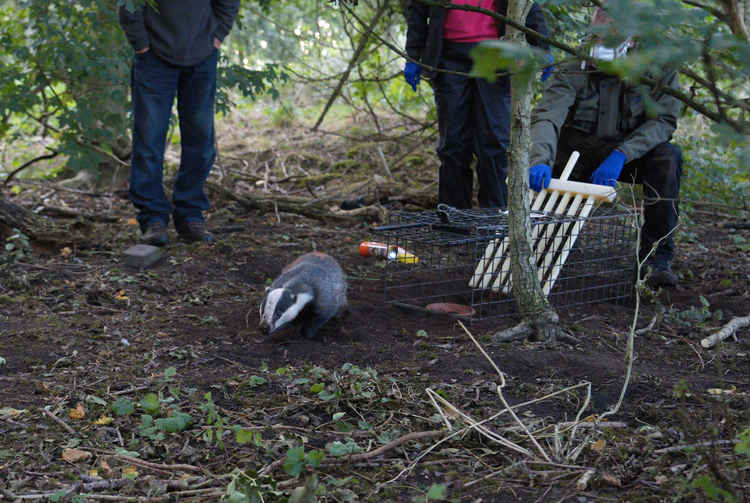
[425,303,476,317]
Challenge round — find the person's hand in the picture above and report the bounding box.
[591,150,626,187]
[403,62,421,92]
[214,37,222,49]
[541,53,554,82]
[529,164,552,192]
[136,47,149,54]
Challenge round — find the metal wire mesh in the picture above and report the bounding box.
[372,206,635,321]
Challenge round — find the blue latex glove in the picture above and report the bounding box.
[541,53,554,82]
[591,150,626,187]
[403,62,421,91]
[529,164,552,192]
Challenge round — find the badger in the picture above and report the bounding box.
[259,252,347,338]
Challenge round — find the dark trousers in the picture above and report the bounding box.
[433,41,510,209]
[554,133,683,262]
[129,49,218,232]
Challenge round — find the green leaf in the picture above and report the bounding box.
[85,394,107,406]
[690,474,737,503]
[283,447,306,478]
[735,427,750,458]
[426,483,448,500]
[326,439,361,457]
[154,411,192,433]
[415,329,428,338]
[309,383,324,393]
[163,366,177,380]
[112,397,135,416]
[247,375,266,387]
[318,390,337,401]
[470,40,543,87]
[140,393,160,414]
[114,447,140,458]
[234,427,256,445]
[305,449,325,468]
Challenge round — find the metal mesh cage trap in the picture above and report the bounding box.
[371,205,636,321]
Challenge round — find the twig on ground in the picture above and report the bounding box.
[111,454,204,474]
[41,407,76,435]
[654,439,738,454]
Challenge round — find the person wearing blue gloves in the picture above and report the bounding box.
[405,0,551,209]
[528,7,683,287]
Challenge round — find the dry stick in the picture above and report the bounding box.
[41,406,76,435]
[700,314,750,348]
[653,439,738,455]
[312,3,386,131]
[425,389,533,456]
[457,321,552,462]
[112,454,204,473]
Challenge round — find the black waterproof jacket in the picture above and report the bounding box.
[530,61,682,165]
[119,0,240,66]
[405,0,550,78]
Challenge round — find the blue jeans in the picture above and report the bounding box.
[129,49,218,231]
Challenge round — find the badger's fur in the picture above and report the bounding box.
[259,252,347,338]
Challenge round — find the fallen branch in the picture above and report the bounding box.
[700,314,750,348]
[654,439,738,454]
[41,406,76,435]
[37,205,119,223]
[111,454,204,473]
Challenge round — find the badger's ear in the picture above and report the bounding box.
[265,286,271,294]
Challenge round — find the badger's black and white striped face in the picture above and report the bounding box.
[259,287,313,334]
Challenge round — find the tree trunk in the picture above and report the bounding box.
[505,0,560,338]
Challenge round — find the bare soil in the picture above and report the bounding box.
[0,131,749,502]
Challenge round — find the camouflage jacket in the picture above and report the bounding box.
[530,61,683,165]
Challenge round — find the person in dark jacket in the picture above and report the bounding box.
[528,7,683,287]
[404,0,551,209]
[119,0,241,246]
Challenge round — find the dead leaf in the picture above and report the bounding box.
[62,448,92,463]
[655,475,669,485]
[94,415,113,425]
[591,439,606,453]
[123,466,138,479]
[100,460,112,477]
[69,403,86,420]
[114,290,129,301]
[60,247,72,257]
[601,472,622,487]
[127,218,138,225]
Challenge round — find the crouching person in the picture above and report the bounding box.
[528,7,683,287]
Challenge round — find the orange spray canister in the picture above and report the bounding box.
[359,241,418,264]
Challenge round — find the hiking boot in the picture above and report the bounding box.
[641,257,678,288]
[141,220,168,247]
[176,220,214,243]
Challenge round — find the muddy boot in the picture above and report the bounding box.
[642,256,678,288]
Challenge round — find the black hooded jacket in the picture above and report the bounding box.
[406,0,550,78]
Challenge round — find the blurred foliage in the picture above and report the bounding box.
[0,0,283,176]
